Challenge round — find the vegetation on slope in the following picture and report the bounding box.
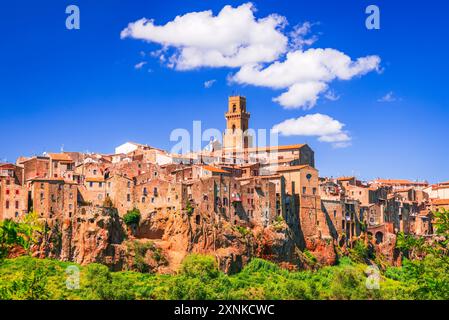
[0,209,448,300]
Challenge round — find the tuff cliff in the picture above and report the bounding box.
[31,204,339,274]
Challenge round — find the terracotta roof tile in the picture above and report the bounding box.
[202,165,229,174]
[432,199,449,206]
[48,153,74,162]
[85,177,105,183]
[275,165,312,172]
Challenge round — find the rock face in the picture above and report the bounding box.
[32,204,339,274]
[33,206,128,270]
[375,232,401,266]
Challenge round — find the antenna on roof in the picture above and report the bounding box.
[61,144,64,153]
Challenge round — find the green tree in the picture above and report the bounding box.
[180,254,220,282]
[0,214,42,258]
[123,208,141,227]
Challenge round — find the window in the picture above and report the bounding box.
[143,187,147,195]
[142,197,146,203]
[232,104,236,112]
[40,193,44,200]
[302,187,306,194]
[89,182,93,188]
[5,201,10,209]
[41,183,44,189]
[93,169,97,175]
[313,188,317,195]
[6,180,10,185]
[127,181,131,188]
[127,194,131,202]
[16,190,19,195]
[334,210,337,218]
[153,187,158,196]
[6,190,10,195]
[99,182,103,188]
[69,204,73,210]
[151,197,155,203]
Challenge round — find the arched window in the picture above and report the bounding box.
[232,124,236,133]
[232,104,237,112]
[375,232,384,244]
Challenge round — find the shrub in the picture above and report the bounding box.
[180,254,219,281]
[123,208,141,227]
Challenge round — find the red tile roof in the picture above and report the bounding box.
[275,165,313,172]
[337,176,355,181]
[48,153,74,162]
[432,199,449,206]
[85,177,105,183]
[374,179,428,186]
[202,165,229,174]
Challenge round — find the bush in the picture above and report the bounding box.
[180,254,219,281]
[123,208,141,226]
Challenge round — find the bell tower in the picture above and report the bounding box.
[223,96,251,151]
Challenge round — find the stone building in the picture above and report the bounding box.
[0,164,27,220]
[29,178,77,220]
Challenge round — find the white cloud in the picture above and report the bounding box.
[273,81,328,109]
[231,48,381,109]
[121,3,288,70]
[272,113,351,147]
[378,91,398,102]
[204,79,217,88]
[122,3,381,110]
[289,22,318,50]
[324,90,340,101]
[134,61,147,69]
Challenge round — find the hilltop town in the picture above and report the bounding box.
[0,96,447,272]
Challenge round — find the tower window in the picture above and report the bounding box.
[232,104,236,112]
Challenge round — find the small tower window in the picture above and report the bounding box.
[232,104,237,112]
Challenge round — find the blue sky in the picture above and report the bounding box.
[0,0,448,183]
